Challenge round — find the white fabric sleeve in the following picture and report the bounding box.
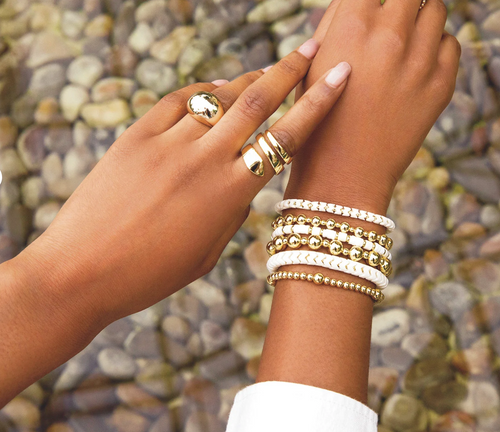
[225,380,378,432]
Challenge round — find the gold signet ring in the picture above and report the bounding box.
[187,91,225,127]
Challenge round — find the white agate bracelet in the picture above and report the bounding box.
[271,224,392,260]
[267,250,389,289]
[275,199,396,232]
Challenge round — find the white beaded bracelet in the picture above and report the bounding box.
[275,199,396,232]
[271,225,392,260]
[267,250,389,289]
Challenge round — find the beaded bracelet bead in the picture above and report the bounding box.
[267,250,389,289]
[267,233,392,275]
[275,199,396,232]
[267,271,384,303]
[272,214,393,250]
[270,224,392,260]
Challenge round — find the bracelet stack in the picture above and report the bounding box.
[265,200,397,304]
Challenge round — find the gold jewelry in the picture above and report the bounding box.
[242,145,264,177]
[272,214,393,249]
[187,91,224,127]
[265,130,292,165]
[419,0,427,9]
[256,133,284,175]
[267,271,384,303]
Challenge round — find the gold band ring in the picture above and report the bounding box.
[187,91,225,127]
[242,145,265,177]
[256,133,284,175]
[265,130,292,165]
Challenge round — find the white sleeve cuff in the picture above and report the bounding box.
[225,381,378,432]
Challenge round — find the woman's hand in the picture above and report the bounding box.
[289,0,461,213]
[0,38,352,404]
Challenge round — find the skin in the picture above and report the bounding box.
[256,0,460,404]
[0,38,350,405]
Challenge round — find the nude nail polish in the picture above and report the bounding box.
[325,62,352,88]
[297,38,320,60]
[262,65,273,73]
[212,79,229,86]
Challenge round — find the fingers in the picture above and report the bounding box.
[382,0,422,28]
[312,0,342,44]
[170,70,265,140]
[415,0,449,59]
[206,38,320,156]
[437,32,461,79]
[230,61,352,204]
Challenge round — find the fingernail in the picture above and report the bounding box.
[297,38,319,60]
[325,62,352,88]
[262,65,273,73]
[212,79,229,86]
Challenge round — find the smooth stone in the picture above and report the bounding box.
[177,38,214,77]
[230,280,265,314]
[72,374,117,414]
[109,406,150,432]
[456,22,480,45]
[129,306,161,328]
[60,85,90,122]
[43,125,72,158]
[128,23,155,54]
[207,302,236,328]
[61,10,87,39]
[124,329,163,359]
[479,231,500,258]
[271,11,309,39]
[35,98,61,125]
[84,14,114,38]
[405,276,431,315]
[194,55,244,82]
[186,333,203,357]
[149,412,174,432]
[135,360,181,399]
[246,355,260,381]
[135,0,167,22]
[42,152,63,184]
[53,345,97,392]
[200,320,229,355]
[422,381,468,414]
[67,56,104,88]
[46,176,81,198]
[94,318,133,347]
[459,380,500,416]
[452,340,494,376]
[243,38,274,71]
[27,31,74,68]
[1,397,41,429]
[381,394,427,432]
[428,167,450,190]
[277,33,309,59]
[150,25,197,64]
[182,377,221,414]
[135,59,177,94]
[489,56,500,89]
[431,411,475,432]
[371,308,411,347]
[97,348,137,380]
[115,383,164,417]
[185,411,224,432]
[423,249,449,281]
[12,94,38,128]
[34,201,61,230]
[64,146,95,179]
[230,317,266,360]
[21,176,45,209]
[247,0,301,23]
[91,78,136,103]
[108,45,139,78]
[81,99,131,128]
[0,116,17,149]
[169,294,206,327]
[259,293,273,325]
[482,10,500,35]
[403,358,454,395]
[29,3,61,31]
[187,278,226,307]
[252,188,282,216]
[368,367,399,399]
[447,192,481,228]
[480,204,500,230]
[0,234,18,263]
[131,89,158,118]
[401,332,448,360]
[0,180,20,208]
[454,258,500,294]
[429,281,474,322]
[0,148,27,179]
[113,1,135,45]
[243,240,269,279]
[452,222,486,239]
[29,63,67,101]
[163,335,194,366]
[19,382,44,407]
[197,17,231,44]
[302,0,332,7]
[17,125,46,171]
[162,315,191,342]
[198,350,246,382]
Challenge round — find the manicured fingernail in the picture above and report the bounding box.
[262,65,273,73]
[297,38,319,60]
[212,79,229,86]
[325,62,352,88]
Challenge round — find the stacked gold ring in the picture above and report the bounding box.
[242,130,291,177]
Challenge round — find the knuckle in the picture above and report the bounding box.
[160,90,186,108]
[240,87,270,118]
[277,56,305,78]
[379,27,407,54]
[301,91,328,113]
[269,127,298,158]
[434,0,448,21]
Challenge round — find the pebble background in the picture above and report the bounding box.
[0,0,499,430]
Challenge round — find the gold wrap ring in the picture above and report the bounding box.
[187,91,225,127]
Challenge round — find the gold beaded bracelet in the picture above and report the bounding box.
[266,234,393,277]
[272,214,393,250]
[267,271,385,303]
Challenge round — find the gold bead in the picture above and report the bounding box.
[349,246,363,262]
[326,219,336,230]
[386,237,393,250]
[313,273,324,284]
[308,235,322,250]
[340,222,350,233]
[271,220,277,229]
[307,273,314,282]
[324,277,331,285]
[329,240,343,255]
[337,280,344,288]
[355,284,361,291]
[266,241,276,256]
[276,217,284,226]
[293,272,300,280]
[297,214,307,225]
[266,275,272,284]
[288,271,294,279]
[360,286,367,293]
[306,218,312,224]
[311,216,322,227]
[342,248,349,256]
[363,251,370,260]
[300,272,307,280]
[368,231,378,242]
[287,234,302,249]
[322,239,330,248]
[330,279,337,286]
[368,251,381,267]
[354,227,364,238]
[343,281,350,290]
[301,237,308,245]
[366,287,372,295]
[285,214,294,225]
[379,234,388,246]
[350,282,356,290]
[380,258,391,275]
[274,236,285,251]
[386,264,393,278]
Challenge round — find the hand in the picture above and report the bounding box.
[288,0,461,213]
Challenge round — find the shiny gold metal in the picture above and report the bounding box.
[349,246,363,262]
[187,91,224,127]
[265,130,293,164]
[329,240,343,255]
[308,235,322,250]
[256,133,284,175]
[287,233,302,249]
[368,251,381,267]
[313,273,324,285]
[242,145,264,177]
